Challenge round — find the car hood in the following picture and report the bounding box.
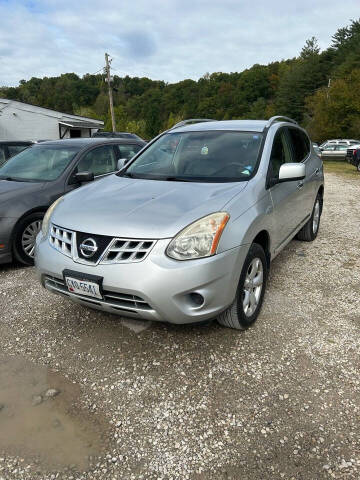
[0,179,45,211]
[53,174,248,238]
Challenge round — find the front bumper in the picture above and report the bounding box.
[35,234,249,324]
[0,217,18,265]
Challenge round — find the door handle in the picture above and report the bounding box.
[297,181,304,189]
[314,168,320,175]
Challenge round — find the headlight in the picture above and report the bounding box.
[41,196,64,237]
[167,212,230,260]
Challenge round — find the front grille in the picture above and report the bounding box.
[44,275,153,312]
[49,225,73,258]
[101,239,156,263]
[49,224,156,265]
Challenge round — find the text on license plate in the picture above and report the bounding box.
[65,276,102,299]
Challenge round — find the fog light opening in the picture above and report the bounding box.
[189,292,205,308]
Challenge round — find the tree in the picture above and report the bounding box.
[305,69,360,141]
[301,37,320,59]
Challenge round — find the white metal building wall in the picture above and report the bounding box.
[0,100,103,141]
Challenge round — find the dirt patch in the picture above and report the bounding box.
[0,356,109,472]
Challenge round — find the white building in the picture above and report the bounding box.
[0,98,104,141]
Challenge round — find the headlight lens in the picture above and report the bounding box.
[167,212,230,260]
[41,196,64,237]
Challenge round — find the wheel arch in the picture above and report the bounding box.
[317,185,324,214]
[10,207,48,243]
[252,229,271,268]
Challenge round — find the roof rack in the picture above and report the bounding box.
[267,116,298,127]
[170,118,216,130]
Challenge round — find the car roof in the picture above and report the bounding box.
[170,120,269,133]
[34,138,145,147]
[326,139,359,142]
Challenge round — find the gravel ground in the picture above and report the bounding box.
[0,171,359,480]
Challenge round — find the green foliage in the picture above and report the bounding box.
[306,69,360,141]
[1,19,359,141]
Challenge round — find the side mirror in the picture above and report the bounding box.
[278,163,306,183]
[117,158,129,170]
[75,171,94,183]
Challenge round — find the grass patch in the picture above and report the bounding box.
[323,160,359,178]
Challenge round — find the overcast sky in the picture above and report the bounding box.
[0,0,359,87]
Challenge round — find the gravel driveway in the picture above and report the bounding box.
[0,172,359,480]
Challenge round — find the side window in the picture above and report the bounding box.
[116,144,142,161]
[288,128,310,162]
[77,145,117,176]
[336,145,348,151]
[0,146,6,166]
[269,129,292,179]
[8,145,29,158]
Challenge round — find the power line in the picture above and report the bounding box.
[89,67,105,76]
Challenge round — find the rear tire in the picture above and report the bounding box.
[357,162,360,172]
[217,243,268,330]
[13,213,43,266]
[296,194,321,242]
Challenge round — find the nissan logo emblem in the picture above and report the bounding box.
[79,238,98,258]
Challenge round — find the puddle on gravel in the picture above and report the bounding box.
[0,356,108,471]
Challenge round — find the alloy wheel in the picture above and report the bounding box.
[243,257,263,317]
[312,199,320,234]
[21,220,42,258]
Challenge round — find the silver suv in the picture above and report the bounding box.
[35,117,324,330]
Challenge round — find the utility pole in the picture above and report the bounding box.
[327,77,331,100]
[105,53,116,132]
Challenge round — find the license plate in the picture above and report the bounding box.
[65,276,103,299]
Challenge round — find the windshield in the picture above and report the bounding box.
[0,145,80,182]
[120,131,263,182]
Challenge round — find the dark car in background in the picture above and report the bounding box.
[0,141,33,166]
[0,137,145,265]
[346,145,360,171]
[92,131,144,141]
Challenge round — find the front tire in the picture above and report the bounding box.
[296,194,321,242]
[217,243,268,330]
[13,213,43,265]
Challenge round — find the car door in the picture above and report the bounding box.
[333,144,348,160]
[321,145,336,160]
[267,127,307,254]
[287,127,316,217]
[65,144,118,193]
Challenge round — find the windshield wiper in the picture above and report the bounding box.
[0,176,15,181]
[118,172,194,182]
[162,176,194,182]
[0,176,32,182]
[119,172,135,178]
